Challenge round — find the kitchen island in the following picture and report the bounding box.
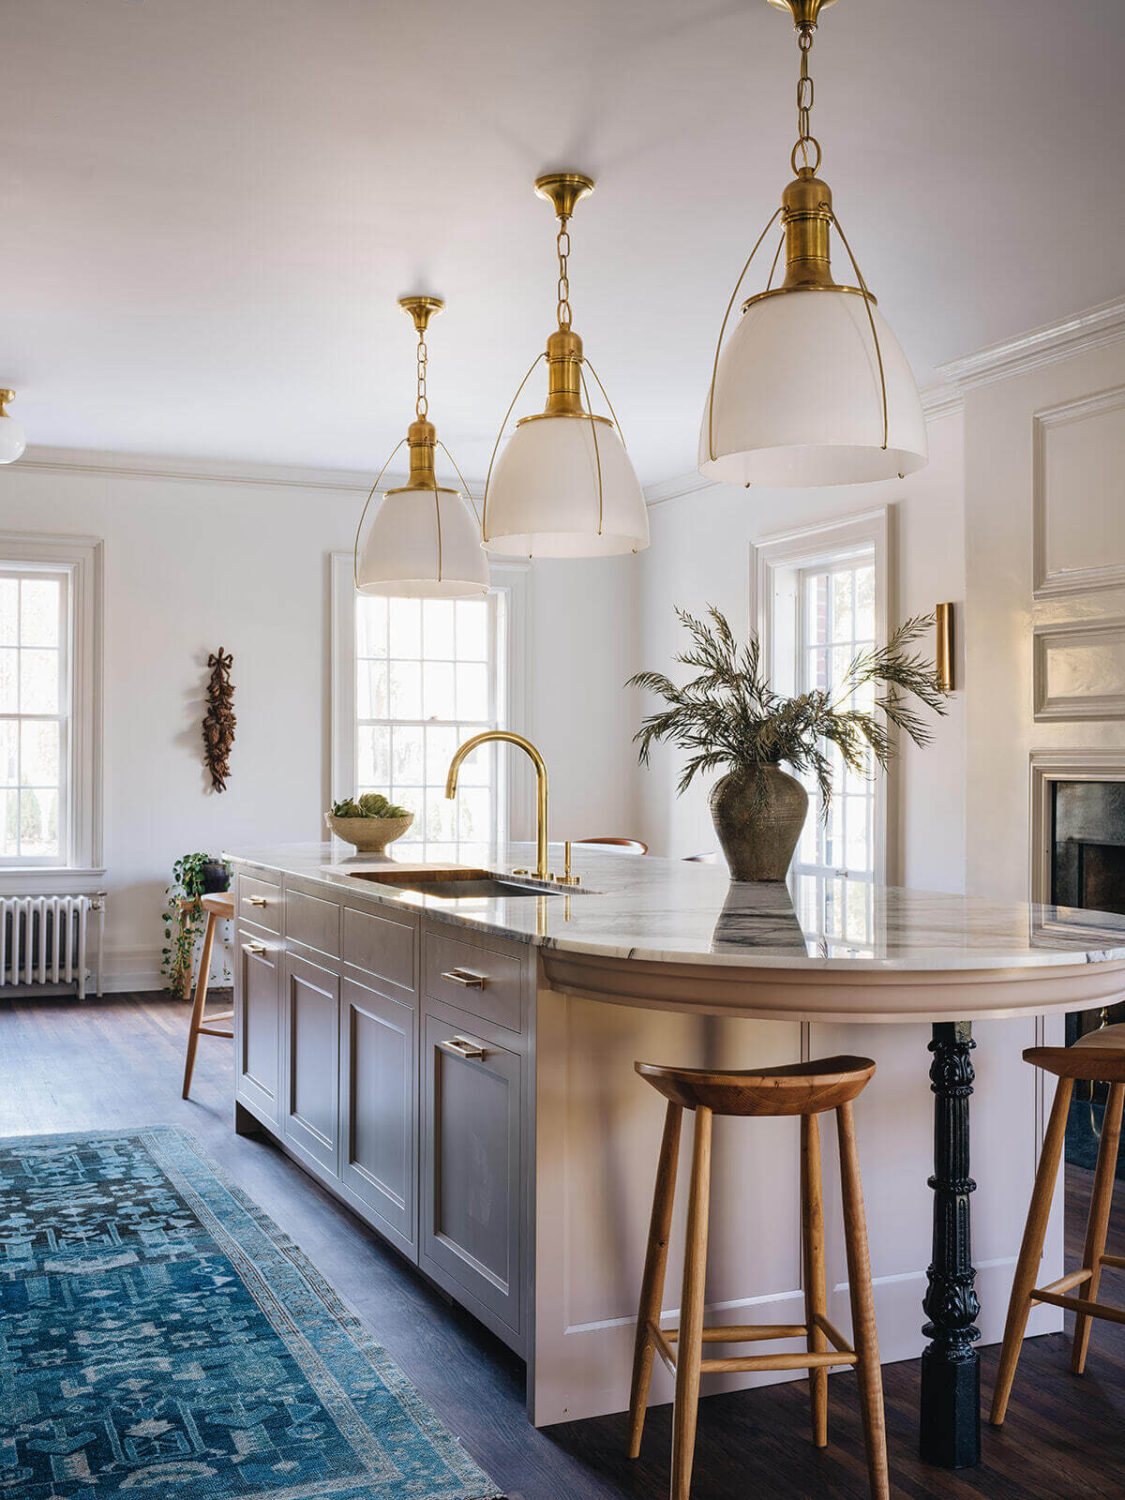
[225,842,1125,1466]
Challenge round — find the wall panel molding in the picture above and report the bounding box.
[1033,385,1125,599]
[1033,618,1125,721]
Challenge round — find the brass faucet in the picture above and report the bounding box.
[445,730,549,881]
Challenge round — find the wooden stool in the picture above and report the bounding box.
[990,1022,1125,1427]
[181,891,235,1099]
[627,1055,888,1500]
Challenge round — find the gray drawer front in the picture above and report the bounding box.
[283,951,340,1175]
[238,873,281,933]
[340,976,416,1257]
[423,929,523,1033]
[421,1003,521,1337]
[286,886,341,958]
[343,905,415,994]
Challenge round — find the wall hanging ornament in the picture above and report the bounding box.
[203,647,236,792]
[354,296,489,599]
[700,0,928,487]
[482,173,650,558]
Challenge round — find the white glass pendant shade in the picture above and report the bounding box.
[0,413,26,464]
[484,415,649,558]
[699,289,927,487]
[357,485,488,598]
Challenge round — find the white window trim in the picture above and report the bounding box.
[0,531,104,893]
[750,507,893,884]
[329,553,532,846]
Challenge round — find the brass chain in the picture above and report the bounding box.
[415,324,429,420]
[792,24,822,175]
[556,218,572,332]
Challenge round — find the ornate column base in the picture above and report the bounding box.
[920,1345,980,1468]
[920,1021,981,1468]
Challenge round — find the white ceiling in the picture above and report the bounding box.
[4,0,1125,485]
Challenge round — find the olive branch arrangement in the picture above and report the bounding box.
[627,606,949,812]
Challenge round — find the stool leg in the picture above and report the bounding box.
[671,1105,711,1500]
[836,1100,889,1500]
[628,1100,683,1458]
[801,1112,829,1449]
[989,1075,1073,1426]
[181,912,217,1100]
[1072,1080,1125,1375]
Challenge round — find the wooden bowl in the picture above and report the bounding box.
[324,811,414,853]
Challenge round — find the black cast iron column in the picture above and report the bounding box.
[920,1020,981,1468]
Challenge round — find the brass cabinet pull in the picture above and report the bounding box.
[242,941,268,956]
[441,967,486,989]
[247,895,269,907]
[439,1035,488,1061]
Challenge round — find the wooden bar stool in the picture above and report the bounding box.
[990,1022,1125,1427]
[627,1055,888,1500]
[181,891,235,1099]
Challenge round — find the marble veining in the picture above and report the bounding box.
[224,842,1125,974]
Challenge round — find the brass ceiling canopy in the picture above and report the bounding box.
[398,294,444,337]
[766,0,837,26]
[533,172,594,223]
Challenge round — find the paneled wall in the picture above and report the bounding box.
[964,340,1125,901]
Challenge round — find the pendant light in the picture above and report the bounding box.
[0,390,26,464]
[699,0,927,487]
[482,174,649,558]
[355,296,489,599]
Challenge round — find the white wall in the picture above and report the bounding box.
[964,339,1125,900]
[633,411,967,892]
[0,457,638,988]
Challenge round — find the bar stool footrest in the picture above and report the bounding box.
[1031,1286,1125,1327]
[650,1317,857,1376]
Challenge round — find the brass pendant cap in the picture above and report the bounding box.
[765,0,837,28]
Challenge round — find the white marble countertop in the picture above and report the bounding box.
[224,842,1125,974]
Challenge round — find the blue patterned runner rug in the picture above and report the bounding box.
[0,1126,505,1499]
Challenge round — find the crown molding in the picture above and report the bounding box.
[5,445,415,495]
[643,469,719,509]
[936,295,1125,392]
[920,383,964,420]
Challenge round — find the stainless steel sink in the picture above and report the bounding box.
[352,867,566,899]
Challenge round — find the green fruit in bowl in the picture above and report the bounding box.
[332,793,412,821]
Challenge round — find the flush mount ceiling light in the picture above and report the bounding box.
[0,390,27,464]
[699,0,927,488]
[354,296,489,599]
[482,173,649,559]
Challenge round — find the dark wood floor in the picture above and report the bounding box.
[2,994,1124,1499]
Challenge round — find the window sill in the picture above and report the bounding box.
[0,868,107,896]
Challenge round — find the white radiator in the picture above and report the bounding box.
[0,894,105,999]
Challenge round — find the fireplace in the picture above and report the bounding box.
[1052,780,1125,915]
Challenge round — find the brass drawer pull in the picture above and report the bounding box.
[440,1035,488,1061]
[441,967,486,989]
[246,895,269,908]
[242,940,268,956]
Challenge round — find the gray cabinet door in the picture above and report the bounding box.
[282,949,340,1176]
[340,976,416,1259]
[235,927,281,1125]
[420,1001,522,1344]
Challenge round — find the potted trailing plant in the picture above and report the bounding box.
[161,851,231,997]
[628,606,948,881]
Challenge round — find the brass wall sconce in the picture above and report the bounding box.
[935,603,954,693]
